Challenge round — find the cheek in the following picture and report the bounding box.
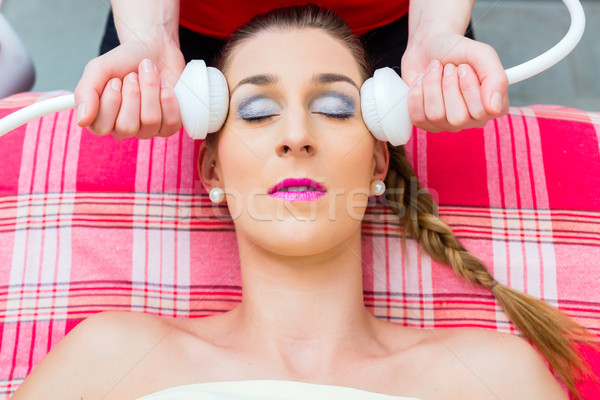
[329,128,376,181]
[216,128,270,209]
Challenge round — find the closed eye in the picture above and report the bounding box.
[310,92,356,120]
[312,111,353,119]
[243,114,279,123]
[237,95,281,123]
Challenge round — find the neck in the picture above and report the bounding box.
[224,228,383,377]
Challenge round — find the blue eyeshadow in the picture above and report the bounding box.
[311,93,355,116]
[237,96,280,119]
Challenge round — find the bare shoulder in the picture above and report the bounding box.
[11,311,182,400]
[429,328,568,400]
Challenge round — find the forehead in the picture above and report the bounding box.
[225,28,363,86]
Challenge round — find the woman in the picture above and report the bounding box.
[11,5,593,400]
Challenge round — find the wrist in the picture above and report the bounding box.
[407,0,474,46]
[117,20,180,48]
[111,0,180,46]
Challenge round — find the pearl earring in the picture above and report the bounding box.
[209,187,225,203]
[370,180,386,196]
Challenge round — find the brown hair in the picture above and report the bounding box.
[213,4,598,398]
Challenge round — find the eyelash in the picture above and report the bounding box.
[243,115,276,124]
[313,112,353,120]
[242,112,352,124]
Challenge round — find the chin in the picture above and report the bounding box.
[246,217,362,257]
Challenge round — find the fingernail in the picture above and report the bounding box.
[142,59,154,72]
[111,78,121,91]
[77,103,85,123]
[427,60,440,72]
[443,63,455,76]
[416,73,424,86]
[458,65,468,78]
[127,72,138,83]
[491,92,502,113]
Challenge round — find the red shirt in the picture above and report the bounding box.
[179,0,409,39]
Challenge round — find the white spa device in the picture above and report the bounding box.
[0,0,587,145]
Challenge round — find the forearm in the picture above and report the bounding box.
[110,0,180,45]
[408,0,475,45]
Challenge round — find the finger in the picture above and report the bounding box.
[113,72,141,140]
[457,64,487,122]
[407,73,426,126]
[408,74,442,133]
[422,60,446,129]
[157,79,182,137]
[137,59,162,139]
[464,43,509,117]
[89,78,122,136]
[441,63,470,130]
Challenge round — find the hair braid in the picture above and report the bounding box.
[384,143,597,400]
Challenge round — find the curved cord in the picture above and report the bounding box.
[0,94,75,137]
[505,0,585,84]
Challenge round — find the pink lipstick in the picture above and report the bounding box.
[268,178,326,201]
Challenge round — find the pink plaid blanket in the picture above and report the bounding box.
[1,93,599,398]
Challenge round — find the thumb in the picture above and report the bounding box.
[74,47,143,127]
[157,52,186,88]
[401,54,425,88]
[465,42,509,116]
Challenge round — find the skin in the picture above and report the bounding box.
[403,0,509,132]
[74,0,509,139]
[12,29,565,400]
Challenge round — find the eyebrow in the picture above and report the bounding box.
[229,73,359,96]
[230,74,279,95]
[312,73,359,91]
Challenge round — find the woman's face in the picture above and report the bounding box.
[203,28,387,257]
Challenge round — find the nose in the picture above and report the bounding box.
[275,109,317,157]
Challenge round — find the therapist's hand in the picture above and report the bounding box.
[402,30,509,132]
[74,39,185,139]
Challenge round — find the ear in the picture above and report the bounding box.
[372,140,389,181]
[197,140,222,192]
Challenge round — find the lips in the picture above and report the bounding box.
[268,178,327,201]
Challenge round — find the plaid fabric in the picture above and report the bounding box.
[1,93,599,398]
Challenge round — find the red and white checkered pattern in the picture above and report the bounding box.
[1,93,599,398]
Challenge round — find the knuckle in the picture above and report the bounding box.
[160,87,176,102]
[95,127,113,136]
[426,109,445,124]
[459,78,476,92]
[448,113,470,128]
[161,116,181,133]
[137,129,158,140]
[89,122,110,137]
[442,77,455,90]
[472,108,488,121]
[141,114,161,128]
[424,124,442,133]
[158,126,178,138]
[411,112,427,125]
[114,124,138,139]
[408,105,426,124]
[140,73,159,86]
[474,120,488,129]
[83,58,101,75]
